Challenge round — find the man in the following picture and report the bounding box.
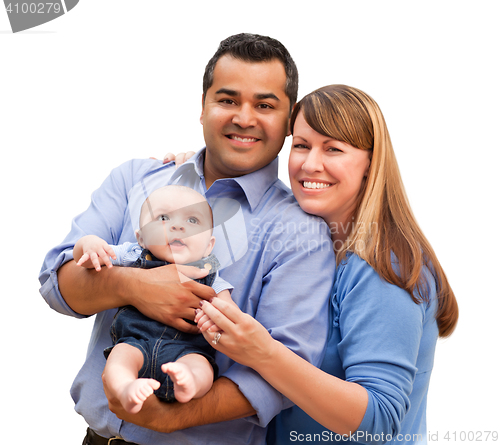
[39,33,335,445]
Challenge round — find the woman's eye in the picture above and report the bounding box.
[327,147,342,153]
[293,144,309,149]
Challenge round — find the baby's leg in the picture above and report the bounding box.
[161,354,214,403]
[104,343,160,414]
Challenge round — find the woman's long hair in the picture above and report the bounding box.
[290,85,458,337]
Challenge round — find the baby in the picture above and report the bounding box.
[73,185,232,413]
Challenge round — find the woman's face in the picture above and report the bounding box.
[288,111,371,231]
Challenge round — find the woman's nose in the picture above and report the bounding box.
[302,148,324,173]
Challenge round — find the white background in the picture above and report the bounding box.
[1,1,498,443]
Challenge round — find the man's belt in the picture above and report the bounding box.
[83,428,139,445]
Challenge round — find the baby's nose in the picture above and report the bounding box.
[169,220,185,231]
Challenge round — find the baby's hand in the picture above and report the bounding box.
[194,290,230,333]
[75,235,117,271]
[195,307,222,333]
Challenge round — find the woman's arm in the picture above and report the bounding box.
[162,151,196,166]
[197,298,368,436]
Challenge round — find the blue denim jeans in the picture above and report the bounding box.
[105,250,220,402]
[107,306,217,402]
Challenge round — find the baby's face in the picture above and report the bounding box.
[137,187,214,264]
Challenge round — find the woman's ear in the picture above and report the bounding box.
[364,151,373,177]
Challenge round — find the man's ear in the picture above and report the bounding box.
[287,103,297,137]
[135,229,145,248]
[200,94,205,125]
[203,236,216,258]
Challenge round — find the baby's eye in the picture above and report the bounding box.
[157,214,169,221]
[187,217,200,224]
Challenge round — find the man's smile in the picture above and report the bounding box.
[225,134,261,143]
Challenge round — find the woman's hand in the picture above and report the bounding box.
[196,298,277,369]
[163,151,196,167]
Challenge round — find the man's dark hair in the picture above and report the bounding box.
[203,33,298,111]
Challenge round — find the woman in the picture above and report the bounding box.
[194,85,458,444]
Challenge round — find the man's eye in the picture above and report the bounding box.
[258,103,273,109]
[157,215,169,221]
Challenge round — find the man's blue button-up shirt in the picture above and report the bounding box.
[39,150,336,445]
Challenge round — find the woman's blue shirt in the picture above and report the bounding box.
[268,253,439,445]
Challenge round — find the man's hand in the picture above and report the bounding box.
[103,370,168,432]
[128,264,217,333]
[102,371,256,433]
[59,261,216,334]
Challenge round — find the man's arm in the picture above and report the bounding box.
[40,158,216,330]
[58,259,216,332]
[103,375,256,433]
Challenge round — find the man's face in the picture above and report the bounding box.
[200,55,291,187]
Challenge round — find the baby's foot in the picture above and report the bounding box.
[162,362,198,403]
[118,379,160,414]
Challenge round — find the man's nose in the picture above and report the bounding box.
[232,104,257,128]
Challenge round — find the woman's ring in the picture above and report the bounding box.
[212,332,222,345]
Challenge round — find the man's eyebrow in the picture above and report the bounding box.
[215,88,239,96]
[214,89,280,102]
[255,93,280,101]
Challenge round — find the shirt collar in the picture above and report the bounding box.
[231,157,279,212]
[170,148,280,212]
